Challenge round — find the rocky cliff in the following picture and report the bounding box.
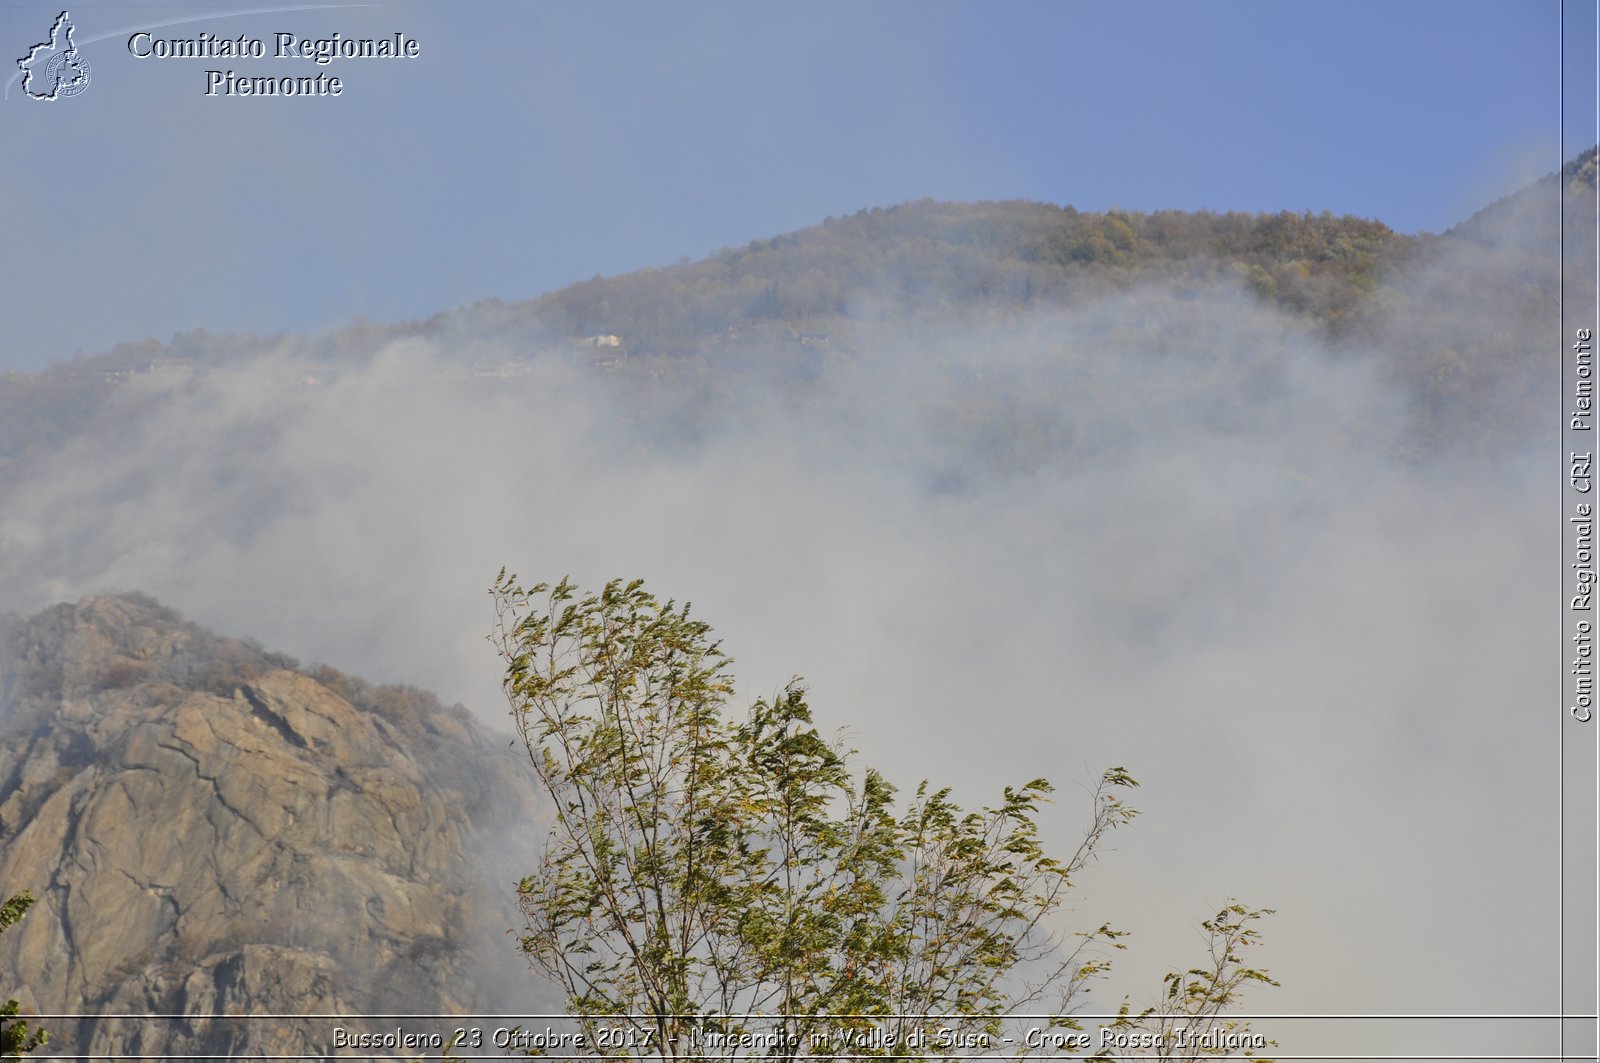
[0,594,550,1059]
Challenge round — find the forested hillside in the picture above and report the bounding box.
[516,201,1407,348]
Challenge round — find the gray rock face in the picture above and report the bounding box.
[0,594,550,1059]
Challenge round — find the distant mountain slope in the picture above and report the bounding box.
[0,151,1591,488]
[1337,145,1596,452]
[1445,144,1598,248]
[0,594,549,1060]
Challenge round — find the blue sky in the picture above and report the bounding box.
[0,0,1590,372]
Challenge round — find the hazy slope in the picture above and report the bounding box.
[2,150,1590,493]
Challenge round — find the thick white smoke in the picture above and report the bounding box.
[0,278,1554,1057]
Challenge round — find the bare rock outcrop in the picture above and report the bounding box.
[0,594,549,1059]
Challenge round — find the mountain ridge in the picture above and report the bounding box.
[2,149,1593,491]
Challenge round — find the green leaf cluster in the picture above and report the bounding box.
[490,575,1272,1061]
[0,892,46,1059]
[1093,904,1278,1062]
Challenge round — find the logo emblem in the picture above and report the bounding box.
[18,11,91,101]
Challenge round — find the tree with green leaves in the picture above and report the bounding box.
[0,892,47,1059]
[490,574,1275,1060]
[1091,904,1278,1061]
